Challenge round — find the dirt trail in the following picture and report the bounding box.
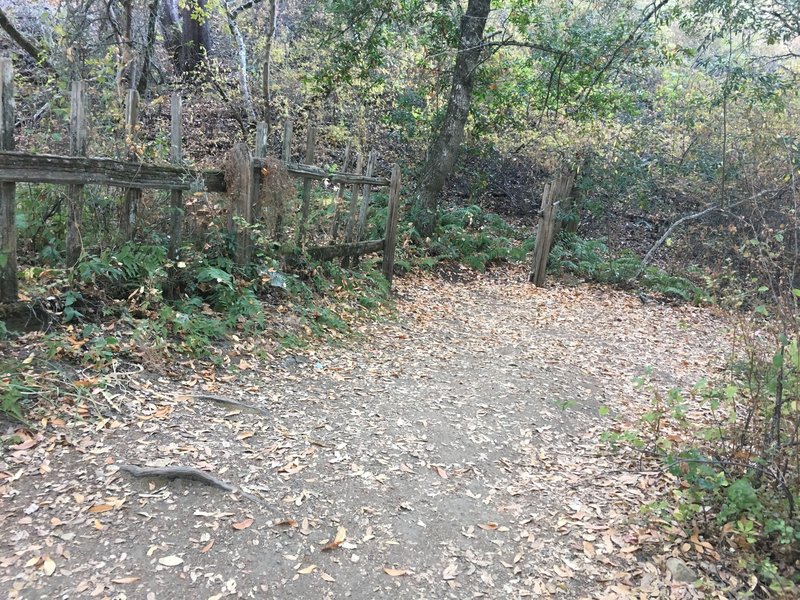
[1,270,729,599]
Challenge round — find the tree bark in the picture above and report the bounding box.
[222,1,256,122]
[137,0,161,96]
[160,0,182,70]
[179,0,211,76]
[410,0,490,238]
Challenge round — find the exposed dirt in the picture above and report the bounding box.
[1,270,734,599]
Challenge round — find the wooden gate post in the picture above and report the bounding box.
[66,80,88,268]
[528,180,558,286]
[0,57,17,302]
[226,143,255,266]
[167,94,183,261]
[381,164,401,285]
[120,89,141,241]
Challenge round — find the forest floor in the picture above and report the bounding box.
[0,268,735,599]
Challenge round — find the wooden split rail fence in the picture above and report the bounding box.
[0,59,402,303]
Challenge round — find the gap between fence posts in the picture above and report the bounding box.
[381,164,401,285]
[0,57,16,302]
[66,80,87,269]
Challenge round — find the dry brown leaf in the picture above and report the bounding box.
[384,568,408,577]
[232,518,254,530]
[158,555,183,567]
[436,466,448,479]
[583,541,596,558]
[320,572,335,582]
[321,526,347,551]
[275,518,298,528]
[297,564,317,574]
[478,522,499,531]
[201,540,214,553]
[88,504,114,513]
[112,577,140,584]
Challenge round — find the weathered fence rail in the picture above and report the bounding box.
[0,59,402,304]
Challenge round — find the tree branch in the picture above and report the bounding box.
[230,0,265,20]
[633,187,785,280]
[0,8,55,72]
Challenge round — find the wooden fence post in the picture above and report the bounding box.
[167,94,183,262]
[356,150,376,241]
[381,164,401,285]
[344,153,364,243]
[528,180,558,286]
[66,80,88,268]
[275,119,293,240]
[227,143,254,265]
[330,140,351,241]
[0,57,16,302]
[120,89,141,241]
[282,119,293,163]
[296,125,317,244]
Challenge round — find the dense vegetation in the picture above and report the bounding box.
[0,0,798,593]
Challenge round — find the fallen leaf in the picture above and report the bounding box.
[436,466,448,479]
[201,540,214,553]
[275,518,298,527]
[321,526,347,551]
[320,572,335,582]
[478,522,499,531]
[88,504,114,513]
[158,555,184,567]
[42,557,56,576]
[297,564,317,574]
[112,577,140,584]
[232,518,254,530]
[384,567,408,577]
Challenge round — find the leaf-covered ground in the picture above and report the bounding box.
[1,269,737,599]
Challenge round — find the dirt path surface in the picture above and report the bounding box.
[1,271,730,599]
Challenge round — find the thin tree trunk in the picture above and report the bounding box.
[223,1,256,122]
[411,0,490,238]
[262,0,277,131]
[160,0,182,71]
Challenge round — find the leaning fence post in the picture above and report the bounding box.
[167,94,183,262]
[296,125,317,244]
[0,57,16,302]
[66,80,88,268]
[381,164,401,285]
[120,89,141,241]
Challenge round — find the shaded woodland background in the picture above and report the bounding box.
[0,0,799,594]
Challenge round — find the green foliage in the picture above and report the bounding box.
[549,234,709,302]
[411,205,529,272]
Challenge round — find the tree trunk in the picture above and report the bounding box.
[223,1,256,122]
[179,0,210,76]
[262,0,277,130]
[410,0,490,238]
[160,0,182,71]
[137,0,160,96]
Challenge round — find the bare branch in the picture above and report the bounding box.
[0,8,56,72]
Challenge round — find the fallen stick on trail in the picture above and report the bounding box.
[188,394,268,415]
[117,464,269,507]
[117,464,236,491]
